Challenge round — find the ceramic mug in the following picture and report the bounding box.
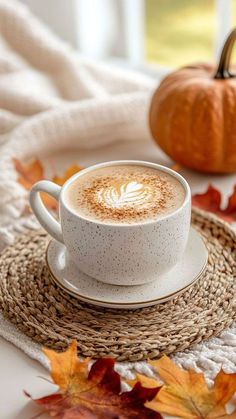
[29,160,191,286]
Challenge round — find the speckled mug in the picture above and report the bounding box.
[29,160,191,286]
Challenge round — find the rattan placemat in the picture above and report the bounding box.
[0,208,235,361]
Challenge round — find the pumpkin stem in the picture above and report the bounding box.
[214,28,236,79]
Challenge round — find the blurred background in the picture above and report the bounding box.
[21,0,235,73]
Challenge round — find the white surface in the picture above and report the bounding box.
[0,337,55,419]
[47,227,208,308]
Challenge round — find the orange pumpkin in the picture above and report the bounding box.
[149,29,236,173]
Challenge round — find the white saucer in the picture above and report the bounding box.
[46,227,208,309]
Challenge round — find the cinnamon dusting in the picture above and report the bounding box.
[79,175,172,223]
[65,165,185,224]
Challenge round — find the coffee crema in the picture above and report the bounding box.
[64,165,186,224]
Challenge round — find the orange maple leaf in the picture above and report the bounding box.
[13,158,44,190]
[192,184,236,223]
[52,165,82,186]
[26,340,162,418]
[13,158,82,210]
[134,356,236,418]
[170,163,182,172]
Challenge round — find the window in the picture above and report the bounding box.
[145,0,234,69]
[21,0,235,71]
[145,0,216,67]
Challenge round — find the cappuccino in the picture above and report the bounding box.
[65,165,185,224]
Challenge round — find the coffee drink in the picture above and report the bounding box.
[30,160,191,285]
[65,165,185,224]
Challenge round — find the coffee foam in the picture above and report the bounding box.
[96,181,155,209]
[65,165,186,224]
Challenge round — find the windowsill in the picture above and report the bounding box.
[105,57,172,81]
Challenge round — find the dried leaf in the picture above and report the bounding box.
[170,163,182,172]
[224,185,236,216]
[192,184,236,222]
[53,164,82,186]
[13,158,44,190]
[26,340,162,418]
[13,158,82,210]
[135,356,236,418]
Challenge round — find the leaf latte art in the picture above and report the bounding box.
[97,181,153,208]
[65,165,186,224]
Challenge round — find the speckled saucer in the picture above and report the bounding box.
[46,227,208,309]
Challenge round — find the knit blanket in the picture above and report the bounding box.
[0,0,154,249]
[0,0,235,384]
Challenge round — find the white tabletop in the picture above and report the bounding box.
[1,138,236,419]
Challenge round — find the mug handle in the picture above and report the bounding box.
[29,180,64,243]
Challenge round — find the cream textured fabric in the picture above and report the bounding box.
[0,0,154,250]
[0,0,235,384]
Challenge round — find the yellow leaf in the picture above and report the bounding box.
[135,356,236,419]
[13,158,82,210]
[52,164,82,186]
[127,374,162,390]
[43,340,90,401]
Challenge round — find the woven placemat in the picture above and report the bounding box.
[0,208,235,361]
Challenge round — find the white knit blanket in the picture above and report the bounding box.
[0,0,235,384]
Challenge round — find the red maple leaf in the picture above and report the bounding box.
[192,184,236,222]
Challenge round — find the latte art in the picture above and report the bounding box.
[65,165,186,224]
[97,181,154,209]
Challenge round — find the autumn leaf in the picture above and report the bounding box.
[192,184,236,223]
[13,158,82,210]
[13,158,44,190]
[170,163,182,172]
[223,185,236,218]
[26,340,162,418]
[13,158,56,209]
[53,164,82,186]
[134,355,236,419]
